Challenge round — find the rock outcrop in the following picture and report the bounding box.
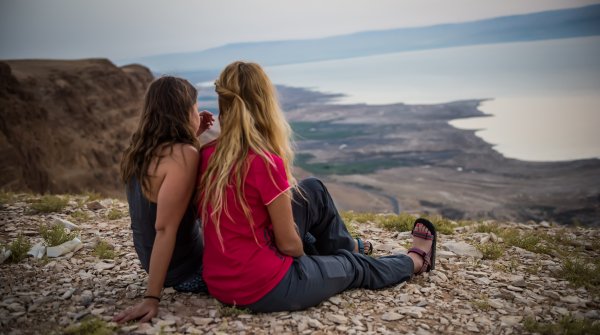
[0,59,153,196]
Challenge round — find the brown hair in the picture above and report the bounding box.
[120,76,199,195]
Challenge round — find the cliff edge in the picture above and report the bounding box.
[0,59,153,197]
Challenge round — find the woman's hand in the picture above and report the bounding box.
[112,298,159,324]
[197,111,215,136]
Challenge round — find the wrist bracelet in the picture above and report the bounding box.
[143,295,161,302]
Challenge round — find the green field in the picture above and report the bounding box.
[291,121,366,141]
[295,153,400,175]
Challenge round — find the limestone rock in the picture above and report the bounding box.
[381,312,402,321]
[443,241,483,259]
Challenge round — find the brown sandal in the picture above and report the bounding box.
[356,238,373,255]
[407,218,437,274]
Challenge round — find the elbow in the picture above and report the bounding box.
[277,241,304,257]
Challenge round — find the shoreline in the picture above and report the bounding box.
[277,85,600,225]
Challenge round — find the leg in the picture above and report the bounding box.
[246,251,414,312]
[292,178,356,255]
[172,266,208,294]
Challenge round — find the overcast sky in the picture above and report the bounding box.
[1,0,599,61]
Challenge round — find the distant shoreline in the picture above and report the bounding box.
[277,85,600,225]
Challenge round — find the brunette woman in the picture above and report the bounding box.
[114,76,214,323]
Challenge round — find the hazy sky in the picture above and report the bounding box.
[1,0,599,61]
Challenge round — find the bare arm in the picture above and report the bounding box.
[268,192,304,257]
[114,144,199,323]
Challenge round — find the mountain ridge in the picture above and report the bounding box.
[123,4,600,73]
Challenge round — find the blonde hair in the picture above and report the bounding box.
[198,61,296,250]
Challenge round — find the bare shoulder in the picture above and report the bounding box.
[163,143,199,164]
[154,144,199,177]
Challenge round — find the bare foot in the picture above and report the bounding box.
[407,222,434,274]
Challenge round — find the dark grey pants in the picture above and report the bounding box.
[246,177,414,312]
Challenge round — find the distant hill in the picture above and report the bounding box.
[122,4,600,74]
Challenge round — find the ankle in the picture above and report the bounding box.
[408,252,423,273]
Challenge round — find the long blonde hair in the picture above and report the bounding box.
[198,61,296,250]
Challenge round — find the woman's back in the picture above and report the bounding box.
[127,176,203,287]
[200,143,292,305]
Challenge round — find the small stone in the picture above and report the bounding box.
[545,291,561,300]
[433,271,448,282]
[308,319,324,329]
[466,322,480,332]
[488,299,506,309]
[121,325,138,332]
[297,320,308,332]
[437,250,458,259]
[52,216,79,230]
[328,314,348,324]
[397,306,426,318]
[6,303,25,312]
[443,241,483,259]
[560,295,583,304]
[512,279,527,288]
[584,310,600,320]
[87,201,105,210]
[552,306,570,316]
[500,316,522,327]
[381,312,402,321]
[91,308,105,315]
[378,244,396,252]
[154,319,176,327]
[61,288,76,300]
[95,262,115,271]
[475,277,491,285]
[336,325,349,332]
[506,285,523,292]
[329,296,343,305]
[78,290,93,306]
[191,317,213,326]
[136,322,155,334]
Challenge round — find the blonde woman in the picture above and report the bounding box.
[198,61,437,312]
[114,76,214,323]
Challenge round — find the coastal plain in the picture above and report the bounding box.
[277,87,600,225]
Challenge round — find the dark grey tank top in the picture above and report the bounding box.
[126,177,203,287]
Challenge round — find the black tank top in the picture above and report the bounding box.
[126,177,203,287]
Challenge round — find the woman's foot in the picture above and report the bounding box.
[354,238,373,255]
[407,221,435,274]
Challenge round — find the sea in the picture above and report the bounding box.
[264,36,600,162]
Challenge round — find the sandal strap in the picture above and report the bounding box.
[356,238,364,254]
[408,247,431,274]
[365,241,373,255]
[412,230,434,240]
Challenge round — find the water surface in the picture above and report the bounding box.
[266,36,600,161]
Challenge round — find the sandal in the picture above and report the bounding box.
[356,238,374,255]
[407,218,437,274]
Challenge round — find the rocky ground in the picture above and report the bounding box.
[0,194,599,334]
